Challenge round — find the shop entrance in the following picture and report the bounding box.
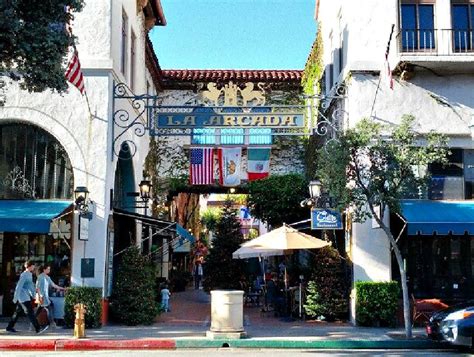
[0,222,73,316]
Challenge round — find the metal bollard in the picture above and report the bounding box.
[73,303,87,338]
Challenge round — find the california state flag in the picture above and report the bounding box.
[218,147,242,187]
[247,147,271,181]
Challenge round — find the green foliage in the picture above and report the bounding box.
[302,28,323,96]
[247,174,309,227]
[203,201,245,291]
[200,207,221,232]
[304,247,349,321]
[144,137,189,218]
[110,247,159,325]
[356,281,400,326]
[317,115,449,223]
[64,287,102,328]
[0,1,84,93]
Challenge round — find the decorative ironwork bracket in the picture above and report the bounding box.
[305,83,347,148]
[112,81,347,159]
[112,82,157,160]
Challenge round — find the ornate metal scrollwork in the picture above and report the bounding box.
[112,82,154,159]
[3,166,35,198]
[306,83,347,148]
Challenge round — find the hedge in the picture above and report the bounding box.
[355,281,400,327]
[64,287,102,328]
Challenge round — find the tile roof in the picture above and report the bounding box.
[161,70,302,83]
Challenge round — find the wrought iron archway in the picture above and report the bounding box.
[112,81,347,159]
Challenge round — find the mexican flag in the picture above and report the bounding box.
[247,147,271,181]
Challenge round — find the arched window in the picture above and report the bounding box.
[0,123,74,199]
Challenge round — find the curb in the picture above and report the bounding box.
[175,339,444,349]
[0,338,446,351]
[0,339,56,351]
[0,339,176,351]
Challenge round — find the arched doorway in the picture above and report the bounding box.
[112,143,137,266]
[0,122,74,315]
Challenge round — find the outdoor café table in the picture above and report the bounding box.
[245,290,262,307]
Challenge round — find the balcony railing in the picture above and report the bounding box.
[397,28,474,55]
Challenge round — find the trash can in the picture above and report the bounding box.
[207,290,246,338]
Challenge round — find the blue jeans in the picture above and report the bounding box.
[161,299,170,312]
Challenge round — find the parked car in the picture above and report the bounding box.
[427,301,474,349]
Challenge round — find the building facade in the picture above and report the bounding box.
[316,0,474,322]
[0,0,166,315]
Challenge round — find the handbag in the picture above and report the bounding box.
[35,293,44,305]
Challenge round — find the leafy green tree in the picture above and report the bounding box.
[317,115,448,337]
[200,207,221,232]
[111,247,159,325]
[0,1,84,93]
[247,174,309,227]
[203,201,244,291]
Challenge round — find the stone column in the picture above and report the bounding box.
[206,290,246,339]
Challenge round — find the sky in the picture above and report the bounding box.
[150,0,317,70]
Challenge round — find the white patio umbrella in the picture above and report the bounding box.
[232,246,285,259]
[234,224,330,294]
[241,224,330,251]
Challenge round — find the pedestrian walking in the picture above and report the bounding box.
[160,285,171,312]
[6,261,48,334]
[194,260,203,289]
[35,264,66,328]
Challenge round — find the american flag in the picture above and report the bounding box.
[190,147,214,185]
[65,49,85,94]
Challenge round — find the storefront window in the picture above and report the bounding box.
[403,234,474,300]
[0,123,73,199]
[1,229,72,315]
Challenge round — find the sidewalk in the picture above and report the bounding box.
[0,288,447,351]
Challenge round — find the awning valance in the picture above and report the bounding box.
[113,208,195,244]
[401,200,474,235]
[0,200,73,233]
[176,224,195,244]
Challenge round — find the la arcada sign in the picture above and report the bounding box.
[154,106,305,129]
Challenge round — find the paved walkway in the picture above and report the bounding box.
[0,288,446,351]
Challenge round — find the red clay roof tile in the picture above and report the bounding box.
[161,69,302,83]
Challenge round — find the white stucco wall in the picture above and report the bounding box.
[0,0,160,292]
[318,0,474,323]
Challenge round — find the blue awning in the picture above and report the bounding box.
[401,200,474,235]
[176,224,196,244]
[0,200,73,233]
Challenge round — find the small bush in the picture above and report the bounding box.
[64,287,102,328]
[356,281,400,327]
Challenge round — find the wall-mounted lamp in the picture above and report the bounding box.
[229,187,236,194]
[74,186,92,217]
[308,180,322,199]
[300,180,336,209]
[139,179,152,201]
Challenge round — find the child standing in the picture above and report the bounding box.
[160,285,171,312]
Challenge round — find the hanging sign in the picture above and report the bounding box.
[154,107,304,129]
[311,208,343,230]
[78,215,89,241]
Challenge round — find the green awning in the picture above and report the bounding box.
[0,200,73,233]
